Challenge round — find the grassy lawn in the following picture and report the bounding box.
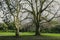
[0,32,60,37]
[0,31,15,36]
[41,33,60,37]
[0,32,34,36]
[0,32,60,40]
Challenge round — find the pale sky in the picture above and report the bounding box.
[0,0,60,23]
[0,10,4,23]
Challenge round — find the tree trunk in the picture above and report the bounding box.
[15,27,19,37]
[34,13,40,36]
[35,21,40,36]
[14,16,20,37]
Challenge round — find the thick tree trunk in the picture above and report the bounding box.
[15,27,19,37]
[14,16,20,37]
[35,23,40,36]
[34,13,40,36]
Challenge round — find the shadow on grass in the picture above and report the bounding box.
[0,35,60,40]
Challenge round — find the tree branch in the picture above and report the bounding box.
[22,8,33,13]
[41,0,54,12]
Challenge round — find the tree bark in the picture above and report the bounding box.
[15,27,19,37]
[35,22,40,36]
[35,25,40,36]
[14,16,20,37]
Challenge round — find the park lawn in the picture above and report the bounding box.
[0,32,60,37]
[0,32,35,36]
[20,32,60,37]
[0,32,60,40]
[41,33,60,37]
[0,32,15,36]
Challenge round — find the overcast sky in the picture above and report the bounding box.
[0,0,60,23]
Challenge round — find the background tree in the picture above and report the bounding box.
[0,0,22,36]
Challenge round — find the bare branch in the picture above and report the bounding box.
[47,8,60,22]
[45,10,54,15]
[41,7,60,22]
[42,0,46,4]
[5,0,14,16]
[26,0,35,14]
[20,13,32,22]
[22,8,33,13]
[41,0,54,12]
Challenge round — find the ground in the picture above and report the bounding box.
[0,32,60,40]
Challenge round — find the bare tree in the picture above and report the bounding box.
[5,0,22,36]
[0,0,22,36]
[22,0,60,35]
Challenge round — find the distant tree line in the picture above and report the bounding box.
[0,22,60,33]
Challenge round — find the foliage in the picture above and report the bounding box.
[51,25,60,33]
[8,22,15,30]
[0,22,15,32]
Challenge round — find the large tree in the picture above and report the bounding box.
[5,0,22,36]
[22,0,60,35]
[0,0,22,36]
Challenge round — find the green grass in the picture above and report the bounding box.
[20,32,35,36]
[0,32,15,36]
[0,32,60,40]
[41,33,60,37]
[0,32,60,37]
[0,32,35,36]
